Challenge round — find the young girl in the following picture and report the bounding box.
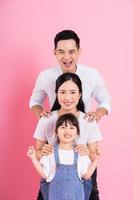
[34,73,102,200]
[27,113,98,200]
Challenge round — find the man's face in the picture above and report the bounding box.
[54,39,81,73]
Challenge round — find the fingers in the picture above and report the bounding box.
[40,111,52,118]
[27,146,35,157]
[42,144,53,156]
[84,112,101,122]
[74,144,89,156]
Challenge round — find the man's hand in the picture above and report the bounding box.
[39,110,52,118]
[84,107,108,122]
[41,144,54,156]
[31,105,51,119]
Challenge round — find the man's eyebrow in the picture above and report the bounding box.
[57,49,76,52]
[57,49,64,52]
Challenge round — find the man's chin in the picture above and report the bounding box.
[62,66,75,73]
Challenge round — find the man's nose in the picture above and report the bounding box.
[63,52,71,59]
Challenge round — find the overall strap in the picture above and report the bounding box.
[53,144,60,165]
[74,151,78,165]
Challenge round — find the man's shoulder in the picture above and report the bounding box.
[78,64,98,74]
[39,66,59,76]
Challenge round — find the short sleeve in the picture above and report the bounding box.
[33,118,47,141]
[77,155,91,178]
[39,154,56,182]
[86,121,102,144]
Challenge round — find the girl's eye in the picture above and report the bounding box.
[70,126,76,129]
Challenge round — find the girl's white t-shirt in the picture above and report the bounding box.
[40,149,91,182]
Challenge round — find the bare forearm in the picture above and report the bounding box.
[82,159,98,180]
[31,157,47,179]
[35,149,43,160]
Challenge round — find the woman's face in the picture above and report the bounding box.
[57,80,81,112]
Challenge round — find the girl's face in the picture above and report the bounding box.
[57,80,81,112]
[57,122,77,144]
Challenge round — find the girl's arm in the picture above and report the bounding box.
[27,146,47,179]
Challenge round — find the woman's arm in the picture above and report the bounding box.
[27,146,47,179]
[35,139,54,160]
[35,139,46,160]
[81,141,100,179]
[82,159,98,180]
[87,141,100,160]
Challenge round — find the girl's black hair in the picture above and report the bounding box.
[51,73,85,113]
[55,113,80,136]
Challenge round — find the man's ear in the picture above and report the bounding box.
[78,48,81,55]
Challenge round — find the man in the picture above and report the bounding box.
[29,30,111,200]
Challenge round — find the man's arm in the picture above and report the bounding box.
[85,70,111,122]
[29,71,52,118]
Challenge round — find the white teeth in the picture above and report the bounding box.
[64,134,71,138]
[64,102,72,106]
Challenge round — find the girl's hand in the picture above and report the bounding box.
[27,146,36,159]
[74,144,90,156]
[41,144,54,156]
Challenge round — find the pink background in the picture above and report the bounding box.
[0,0,133,199]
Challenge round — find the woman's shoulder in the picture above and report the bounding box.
[78,112,98,131]
[39,111,58,124]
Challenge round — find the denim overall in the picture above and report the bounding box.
[40,145,92,200]
[49,145,84,200]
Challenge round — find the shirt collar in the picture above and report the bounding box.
[58,64,79,74]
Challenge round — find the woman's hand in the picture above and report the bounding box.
[74,144,90,156]
[41,144,54,156]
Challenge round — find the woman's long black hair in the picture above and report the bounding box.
[51,73,85,112]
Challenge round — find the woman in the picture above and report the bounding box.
[34,73,102,200]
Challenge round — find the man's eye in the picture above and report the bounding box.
[59,51,64,54]
[69,51,75,54]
